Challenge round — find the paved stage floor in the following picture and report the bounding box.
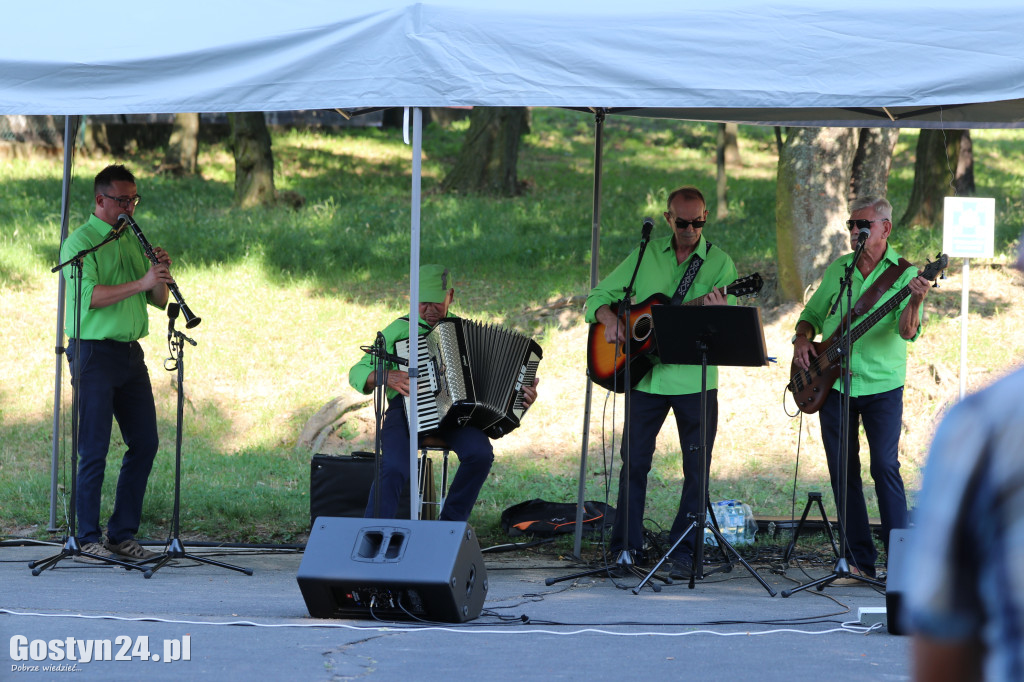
[1,539,909,681]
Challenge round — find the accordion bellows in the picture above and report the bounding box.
[395,318,542,439]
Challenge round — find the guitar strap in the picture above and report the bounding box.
[669,240,712,306]
[851,257,913,319]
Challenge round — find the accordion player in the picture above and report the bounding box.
[395,318,543,439]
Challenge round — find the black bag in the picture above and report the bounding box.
[500,499,615,538]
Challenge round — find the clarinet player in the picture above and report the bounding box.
[60,164,174,564]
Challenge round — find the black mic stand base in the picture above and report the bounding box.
[635,520,776,596]
[143,538,253,579]
[29,535,147,575]
[780,557,884,597]
[545,549,672,591]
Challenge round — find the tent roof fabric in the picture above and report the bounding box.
[3,1,1024,127]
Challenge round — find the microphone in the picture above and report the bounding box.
[857,226,870,244]
[167,302,180,339]
[112,215,129,238]
[641,217,654,242]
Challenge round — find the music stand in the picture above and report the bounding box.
[633,305,775,596]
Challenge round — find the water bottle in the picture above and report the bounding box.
[720,500,738,544]
[742,503,756,544]
[733,503,747,545]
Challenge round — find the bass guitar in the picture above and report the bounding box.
[788,254,947,414]
[587,273,764,392]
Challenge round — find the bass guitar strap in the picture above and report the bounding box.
[669,240,712,306]
[851,257,913,319]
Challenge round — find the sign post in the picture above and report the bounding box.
[942,197,995,399]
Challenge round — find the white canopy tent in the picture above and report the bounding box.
[4,1,1024,124]
[3,0,1024,549]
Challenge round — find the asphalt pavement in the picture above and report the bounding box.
[0,538,910,681]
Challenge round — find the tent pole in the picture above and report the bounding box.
[407,106,423,520]
[48,115,80,531]
[573,111,605,558]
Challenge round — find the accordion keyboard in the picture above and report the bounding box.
[394,337,441,433]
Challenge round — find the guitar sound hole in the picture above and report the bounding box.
[633,315,653,342]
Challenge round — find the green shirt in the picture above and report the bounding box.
[585,234,738,395]
[348,313,442,400]
[798,244,922,397]
[60,214,156,342]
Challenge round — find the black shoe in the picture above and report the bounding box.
[667,558,693,580]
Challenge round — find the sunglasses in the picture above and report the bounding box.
[674,218,706,230]
[845,218,884,230]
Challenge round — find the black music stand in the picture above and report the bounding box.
[633,304,776,596]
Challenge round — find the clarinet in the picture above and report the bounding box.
[119,213,202,329]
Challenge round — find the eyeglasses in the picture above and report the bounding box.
[674,218,706,230]
[100,193,141,209]
[845,218,884,230]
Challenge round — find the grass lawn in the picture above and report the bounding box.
[2,110,1023,551]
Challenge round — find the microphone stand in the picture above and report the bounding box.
[547,219,669,589]
[32,226,146,574]
[144,303,252,578]
[782,231,884,596]
[372,332,387,518]
[361,338,408,519]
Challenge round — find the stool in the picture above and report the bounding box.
[419,435,452,520]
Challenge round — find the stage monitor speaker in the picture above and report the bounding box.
[297,517,487,623]
[885,527,911,636]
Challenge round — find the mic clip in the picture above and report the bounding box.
[360,344,408,366]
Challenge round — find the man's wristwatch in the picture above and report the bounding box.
[791,333,805,344]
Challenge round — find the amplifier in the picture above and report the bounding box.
[310,453,435,526]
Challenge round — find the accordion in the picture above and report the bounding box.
[394,318,542,439]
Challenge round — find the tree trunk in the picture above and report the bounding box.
[899,129,962,228]
[955,129,975,196]
[848,128,899,202]
[776,127,859,302]
[160,113,200,176]
[440,107,530,196]
[721,122,741,166]
[715,124,730,219]
[228,112,276,208]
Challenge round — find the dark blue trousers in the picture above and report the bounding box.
[364,399,494,522]
[819,387,908,576]
[611,389,718,560]
[65,339,159,545]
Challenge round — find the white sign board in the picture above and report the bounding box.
[942,197,995,258]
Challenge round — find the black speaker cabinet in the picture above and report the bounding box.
[309,454,435,525]
[885,527,911,635]
[297,517,487,623]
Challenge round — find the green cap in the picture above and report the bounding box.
[419,264,452,303]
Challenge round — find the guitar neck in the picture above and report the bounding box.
[821,281,913,361]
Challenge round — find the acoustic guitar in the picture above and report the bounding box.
[587,273,764,392]
[788,254,948,414]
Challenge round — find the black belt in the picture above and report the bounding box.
[68,338,138,347]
